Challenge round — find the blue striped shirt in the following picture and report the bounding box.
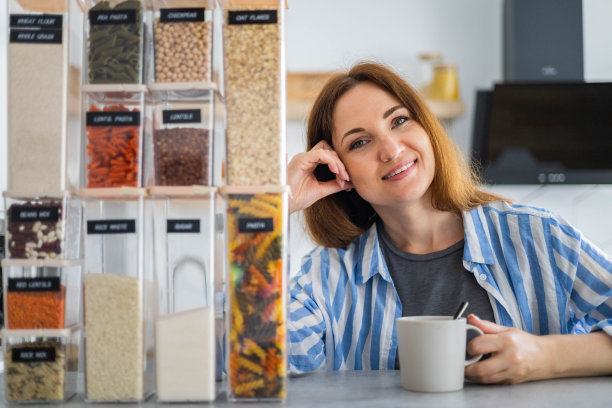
[288,201,612,372]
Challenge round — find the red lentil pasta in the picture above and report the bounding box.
[86,105,140,187]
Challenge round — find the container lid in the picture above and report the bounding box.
[82,84,148,94]
[3,190,73,200]
[1,324,81,339]
[79,187,147,199]
[148,82,217,93]
[1,258,84,268]
[222,0,288,9]
[220,185,290,196]
[148,186,216,198]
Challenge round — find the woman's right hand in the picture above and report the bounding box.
[287,140,353,214]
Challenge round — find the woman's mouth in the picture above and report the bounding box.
[382,160,416,180]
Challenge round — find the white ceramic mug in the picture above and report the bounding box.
[396,316,484,393]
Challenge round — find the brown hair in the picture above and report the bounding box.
[304,62,504,248]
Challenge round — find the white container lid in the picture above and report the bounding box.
[1,324,81,339]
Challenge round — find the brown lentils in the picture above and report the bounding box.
[154,128,210,185]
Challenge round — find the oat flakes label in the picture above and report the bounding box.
[238,218,274,233]
[12,347,56,363]
[10,14,63,29]
[8,277,61,292]
[86,111,141,126]
[162,109,202,124]
[89,9,137,25]
[9,29,62,44]
[87,220,136,234]
[10,206,60,222]
[160,8,205,23]
[228,10,277,25]
[167,219,201,233]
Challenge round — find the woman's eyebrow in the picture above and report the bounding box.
[341,127,365,143]
[383,105,403,119]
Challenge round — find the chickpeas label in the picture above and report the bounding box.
[162,109,202,124]
[89,9,137,25]
[228,10,277,25]
[160,8,205,23]
[8,277,61,292]
[9,29,62,44]
[86,111,141,126]
[10,14,63,29]
[12,347,56,363]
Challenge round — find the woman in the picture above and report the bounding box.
[287,62,612,384]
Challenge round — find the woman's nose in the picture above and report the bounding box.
[378,134,404,162]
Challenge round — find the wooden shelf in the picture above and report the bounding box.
[424,99,465,120]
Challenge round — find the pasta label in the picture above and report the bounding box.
[10,14,63,29]
[86,111,141,127]
[8,277,61,292]
[12,347,56,363]
[167,219,201,233]
[238,218,273,233]
[228,10,277,25]
[160,8,206,23]
[162,109,202,124]
[89,9,137,25]
[87,220,136,234]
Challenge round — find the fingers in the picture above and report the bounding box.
[468,314,507,334]
[465,360,514,384]
[309,141,350,182]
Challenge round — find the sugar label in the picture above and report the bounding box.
[167,219,201,233]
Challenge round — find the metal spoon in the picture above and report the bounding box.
[453,301,469,320]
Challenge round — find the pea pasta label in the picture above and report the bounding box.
[87,220,136,234]
[9,206,60,222]
[8,277,61,292]
[12,347,56,363]
[10,14,63,29]
[160,8,205,23]
[228,10,277,25]
[167,219,201,233]
[238,217,274,233]
[9,29,62,44]
[89,9,137,25]
[86,111,141,126]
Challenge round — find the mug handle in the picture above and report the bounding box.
[464,324,484,366]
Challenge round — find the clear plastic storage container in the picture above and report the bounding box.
[151,0,213,84]
[146,88,215,186]
[85,0,145,84]
[2,325,80,403]
[222,0,286,186]
[82,85,146,188]
[149,186,216,401]
[7,0,81,194]
[3,193,83,260]
[80,188,152,402]
[2,259,82,329]
[222,185,288,401]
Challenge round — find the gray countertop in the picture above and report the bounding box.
[2,371,612,407]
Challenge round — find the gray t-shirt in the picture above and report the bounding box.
[377,221,495,368]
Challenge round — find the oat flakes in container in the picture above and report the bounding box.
[80,187,153,402]
[85,0,145,84]
[7,0,80,194]
[149,186,217,401]
[222,185,289,401]
[222,0,286,186]
[151,0,214,84]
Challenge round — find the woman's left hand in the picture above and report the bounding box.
[464,314,554,384]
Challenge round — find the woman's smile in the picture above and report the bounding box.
[382,159,417,181]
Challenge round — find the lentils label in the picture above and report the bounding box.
[228,10,277,25]
[160,8,205,23]
[12,347,56,363]
[86,111,141,126]
[167,219,201,233]
[8,277,61,292]
[10,206,60,222]
[10,29,62,44]
[162,109,202,124]
[87,220,136,234]
[10,14,63,29]
[238,218,274,233]
[89,9,137,25]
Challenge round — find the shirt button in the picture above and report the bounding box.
[478,273,487,281]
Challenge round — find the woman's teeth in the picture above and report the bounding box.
[383,161,415,180]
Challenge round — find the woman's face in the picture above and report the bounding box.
[331,82,435,211]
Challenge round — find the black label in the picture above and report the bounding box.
[228,10,277,25]
[86,111,141,126]
[160,8,205,23]
[10,14,63,29]
[12,347,56,363]
[89,9,137,25]
[10,206,60,222]
[10,29,62,44]
[162,109,201,124]
[167,219,200,233]
[87,220,136,234]
[238,218,274,232]
[8,277,61,292]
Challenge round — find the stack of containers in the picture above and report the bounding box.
[146,0,218,403]
[220,0,288,401]
[3,0,83,403]
[80,0,152,402]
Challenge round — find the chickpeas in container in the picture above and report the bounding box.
[151,0,214,84]
[222,0,286,186]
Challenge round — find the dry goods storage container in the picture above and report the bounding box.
[82,85,146,188]
[2,325,80,403]
[222,185,288,401]
[151,0,214,84]
[7,0,81,194]
[2,259,82,330]
[149,186,216,401]
[85,0,145,84]
[3,193,83,260]
[145,87,215,186]
[80,187,153,402]
[221,0,286,186]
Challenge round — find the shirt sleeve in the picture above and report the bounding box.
[287,256,328,373]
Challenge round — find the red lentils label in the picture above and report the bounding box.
[8,277,61,292]
[228,10,277,25]
[160,8,205,23]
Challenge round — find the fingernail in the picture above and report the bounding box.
[468,314,480,321]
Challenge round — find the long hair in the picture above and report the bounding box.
[304,62,504,248]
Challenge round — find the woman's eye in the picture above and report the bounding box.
[349,139,368,150]
[392,116,409,127]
